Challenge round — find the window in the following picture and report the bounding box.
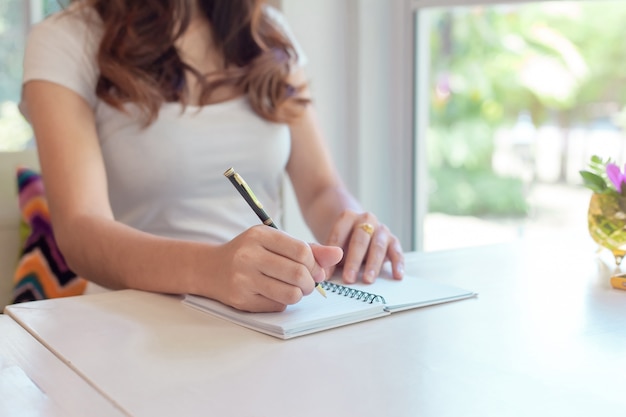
[0,0,61,151]
[414,0,626,250]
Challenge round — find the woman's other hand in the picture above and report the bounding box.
[324,210,404,284]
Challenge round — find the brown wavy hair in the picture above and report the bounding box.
[71,0,309,125]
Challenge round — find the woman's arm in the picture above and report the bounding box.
[286,70,404,284]
[23,80,341,312]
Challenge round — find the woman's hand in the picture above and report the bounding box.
[206,225,343,313]
[324,210,404,284]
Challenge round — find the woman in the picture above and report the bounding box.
[21,0,404,312]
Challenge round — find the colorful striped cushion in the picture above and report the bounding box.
[11,167,87,303]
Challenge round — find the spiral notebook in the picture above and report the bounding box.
[183,274,476,339]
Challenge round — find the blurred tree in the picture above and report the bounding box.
[428,1,626,216]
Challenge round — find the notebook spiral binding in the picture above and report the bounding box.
[320,282,386,304]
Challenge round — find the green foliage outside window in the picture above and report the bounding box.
[428,2,626,217]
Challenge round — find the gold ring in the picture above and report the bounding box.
[358,222,375,236]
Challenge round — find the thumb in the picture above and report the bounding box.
[310,244,343,281]
[310,244,343,268]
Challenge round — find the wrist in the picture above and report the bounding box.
[184,241,220,297]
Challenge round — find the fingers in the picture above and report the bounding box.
[360,225,390,283]
[324,210,366,280]
[325,210,404,284]
[341,213,379,284]
[262,230,327,284]
[221,226,340,312]
[387,238,405,280]
[216,246,302,311]
[256,248,320,296]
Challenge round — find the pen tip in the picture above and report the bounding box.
[316,284,327,298]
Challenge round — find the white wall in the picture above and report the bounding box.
[280,0,416,249]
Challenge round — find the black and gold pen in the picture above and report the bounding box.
[224,167,327,298]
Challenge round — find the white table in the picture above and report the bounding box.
[0,314,126,417]
[5,240,626,417]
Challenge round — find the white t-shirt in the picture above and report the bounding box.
[21,4,307,245]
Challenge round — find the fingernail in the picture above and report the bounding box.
[345,269,356,284]
[363,270,375,283]
[313,269,326,282]
[397,263,404,277]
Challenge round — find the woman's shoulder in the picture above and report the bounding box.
[25,2,103,73]
[30,2,102,42]
[22,2,103,111]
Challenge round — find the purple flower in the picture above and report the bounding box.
[606,163,626,193]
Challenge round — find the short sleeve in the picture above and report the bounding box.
[20,7,101,120]
[263,6,308,68]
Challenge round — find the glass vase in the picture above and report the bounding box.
[587,192,626,265]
